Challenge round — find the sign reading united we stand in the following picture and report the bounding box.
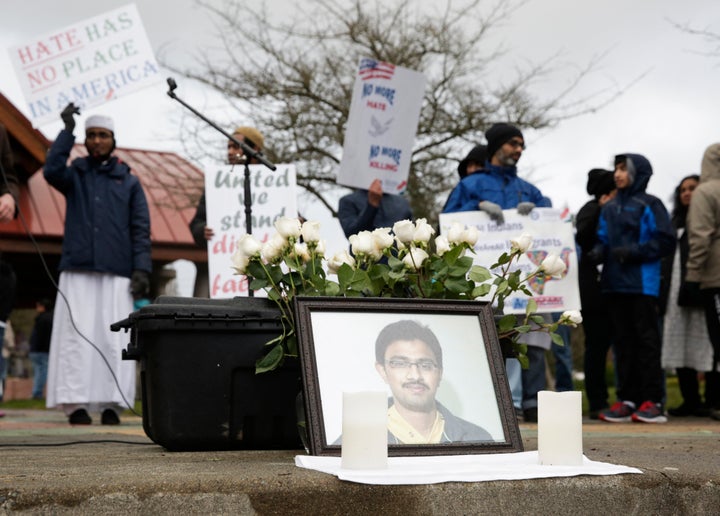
[337,58,426,194]
[204,163,298,299]
[8,3,161,127]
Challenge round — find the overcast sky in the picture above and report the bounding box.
[2,0,719,292]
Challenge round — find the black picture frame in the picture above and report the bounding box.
[293,296,522,456]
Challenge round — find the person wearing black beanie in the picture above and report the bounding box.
[457,144,488,179]
[586,168,615,200]
[485,123,524,166]
[443,121,550,423]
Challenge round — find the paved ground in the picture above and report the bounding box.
[1,408,719,514]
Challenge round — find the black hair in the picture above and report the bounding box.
[671,174,700,228]
[374,320,443,368]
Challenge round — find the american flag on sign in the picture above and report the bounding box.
[358,58,396,81]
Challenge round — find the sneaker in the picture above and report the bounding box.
[631,401,667,423]
[598,401,635,423]
[101,409,120,425]
[68,409,92,425]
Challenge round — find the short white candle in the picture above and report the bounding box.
[538,390,583,466]
[341,391,388,470]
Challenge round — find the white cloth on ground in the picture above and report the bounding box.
[295,451,642,485]
[46,271,136,411]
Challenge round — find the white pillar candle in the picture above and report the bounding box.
[340,391,388,470]
[538,390,583,466]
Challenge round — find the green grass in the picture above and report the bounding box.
[0,397,143,416]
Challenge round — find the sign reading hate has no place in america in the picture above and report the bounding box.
[8,3,161,127]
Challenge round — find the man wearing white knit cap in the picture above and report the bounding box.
[43,103,151,426]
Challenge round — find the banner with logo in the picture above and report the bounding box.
[439,208,580,314]
[204,164,297,299]
[7,3,161,126]
[337,58,426,194]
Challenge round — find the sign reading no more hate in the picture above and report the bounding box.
[8,3,161,126]
[337,58,426,195]
[204,163,298,299]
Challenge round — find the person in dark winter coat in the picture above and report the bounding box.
[575,168,617,419]
[44,104,151,426]
[592,153,675,424]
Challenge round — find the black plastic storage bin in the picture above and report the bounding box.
[111,296,302,451]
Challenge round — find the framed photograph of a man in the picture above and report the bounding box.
[294,297,522,456]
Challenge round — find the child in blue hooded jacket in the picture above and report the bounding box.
[592,153,675,423]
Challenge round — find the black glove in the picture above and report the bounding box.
[516,202,536,215]
[60,103,81,132]
[130,270,150,300]
[478,200,504,225]
[611,246,633,264]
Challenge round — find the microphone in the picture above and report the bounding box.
[166,77,178,98]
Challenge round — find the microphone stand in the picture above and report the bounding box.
[166,77,276,297]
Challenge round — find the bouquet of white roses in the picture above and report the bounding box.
[231,216,581,372]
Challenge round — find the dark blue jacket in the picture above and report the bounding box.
[595,154,675,297]
[442,163,551,212]
[43,129,152,278]
[338,189,412,237]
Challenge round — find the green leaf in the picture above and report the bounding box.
[471,284,492,298]
[529,315,546,325]
[514,324,531,334]
[550,332,565,346]
[469,266,492,283]
[255,343,284,373]
[497,314,517,333]
[525,298,538,315]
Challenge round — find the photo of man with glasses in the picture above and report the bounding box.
[374,320,493,444]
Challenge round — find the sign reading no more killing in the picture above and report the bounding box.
[337,58,425,194]
[8,3,161,126]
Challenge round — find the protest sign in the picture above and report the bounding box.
[204,163,297,299]
[439,208,580,314]
[337,58,425,194]
[7,3,161,126]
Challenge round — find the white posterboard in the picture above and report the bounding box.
[337,57,425,194]
[7,3,161,126]
[439,208,580,314]
[204,164,297,299]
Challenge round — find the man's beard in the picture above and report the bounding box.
[496,148,518,167]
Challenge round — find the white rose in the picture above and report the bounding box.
[435,235,451,256]
[446,221,465,245]
[539,253,566,277]
[236,234,263,257]
[230,250,250,275]
[462,226,479,246]
[274,216,302,239]
[402,247,429,270]
[313,239,326,256]
[327,249,356,274]
[262,233,287,263]
[349,231,375,255]
[292,242,310,263]
[413,218,435,244]
[372,227,394,251]
[300,220,321,243]
[560,310,583,327]
[392,219,415,244]
[510,233,533,253]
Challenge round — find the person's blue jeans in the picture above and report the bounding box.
[29,352,49,399]
[552,323,574,392]
[505,358,522,410]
